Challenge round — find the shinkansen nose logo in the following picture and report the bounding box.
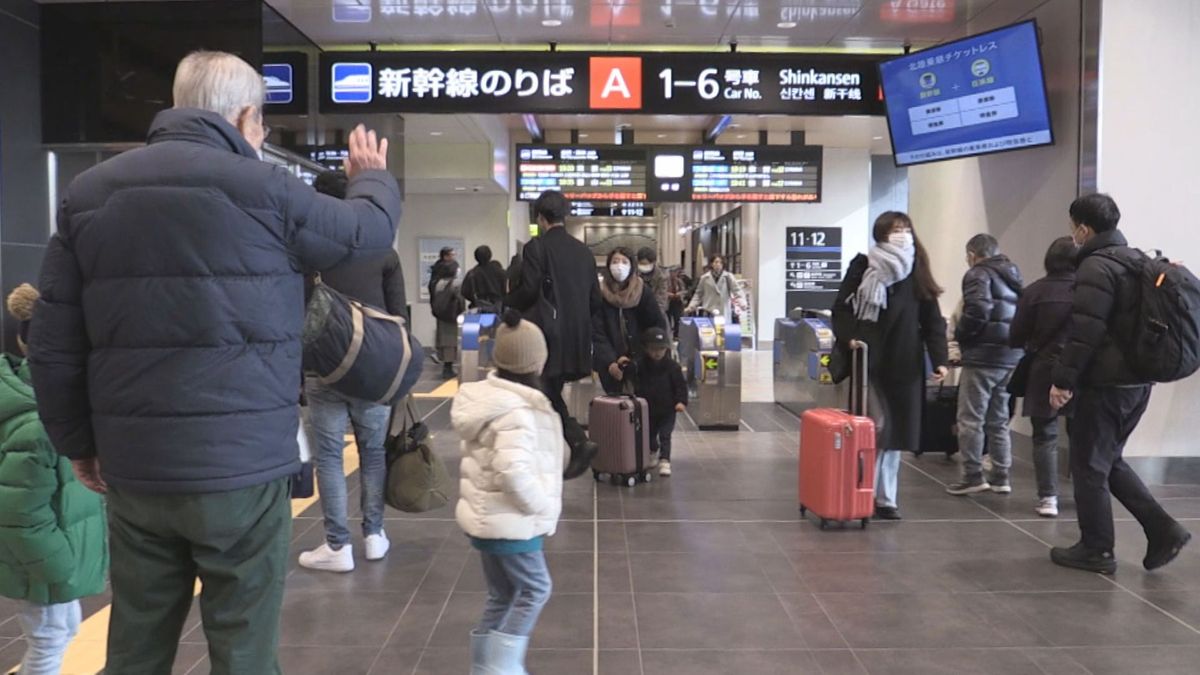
[589,57,642,109]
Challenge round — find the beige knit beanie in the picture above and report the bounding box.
[492,309,548,376]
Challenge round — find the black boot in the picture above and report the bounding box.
[1050,542,1117,574]
[1145,522,1192,571]
[563,440,599,480]
[442,362,456,380]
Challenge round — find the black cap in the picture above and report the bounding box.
[641,327,670,348]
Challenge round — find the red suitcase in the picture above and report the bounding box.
[589,395,655,487]
[798,344,876,529]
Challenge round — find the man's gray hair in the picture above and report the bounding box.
[172,51,264,121]
[966,233,1000,259]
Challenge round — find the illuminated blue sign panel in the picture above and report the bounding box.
[263,64,293,104]
[879,20,1054,166]
[331,62,373,104]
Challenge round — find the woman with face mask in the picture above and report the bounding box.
[831,212,950,521]
[686,255,735,318]
[593,247,669,395]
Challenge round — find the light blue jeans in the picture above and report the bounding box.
[957,366,1014,479]
[479,551,553,637]
[875,451,902,508]
[304,379,390,548]
[16,600,81,675]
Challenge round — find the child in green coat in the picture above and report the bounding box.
[0,284,108,675]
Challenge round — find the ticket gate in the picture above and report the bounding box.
[678,315,742,430]
[458,313,498,384]
[773,309,843,417]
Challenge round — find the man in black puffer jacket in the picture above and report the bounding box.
[27,52,401,672]
[947,234,1024,496]
[1047,193,1190,575]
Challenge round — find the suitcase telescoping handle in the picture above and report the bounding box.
[848,341,869,418]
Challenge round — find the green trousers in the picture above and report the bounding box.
[104,479,291,675]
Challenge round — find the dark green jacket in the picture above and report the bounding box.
[0,355,107,604]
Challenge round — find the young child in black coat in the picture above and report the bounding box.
[633,327,688,477]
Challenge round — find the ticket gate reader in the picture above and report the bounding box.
[678,316,742,430]
[773,310,843,417]
[458,313,498,384]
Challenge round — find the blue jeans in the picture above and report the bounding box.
[304,379,390,548]
[16,600,81,675]
[957,366,1014,479]
[478,551,553,637]
[874,451,902,508]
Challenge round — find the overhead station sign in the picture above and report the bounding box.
[319,52,885,115]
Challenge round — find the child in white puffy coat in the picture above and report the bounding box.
[452,309,565,675]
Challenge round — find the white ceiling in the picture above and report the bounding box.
[254,0,1052,50]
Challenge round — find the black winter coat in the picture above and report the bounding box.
[462,261,507,310]
[1010,272,1074,418]
[1052,229,1145,390]
[832,254,949,452]
[634,354,688,422]
[956,255,1024,368]
[27,109,402,494]
[593,281,669,394]
[306,249,407,320]
[506,227,600,381]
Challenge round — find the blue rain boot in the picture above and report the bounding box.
[470,630,496,674]
[487,631,530,675]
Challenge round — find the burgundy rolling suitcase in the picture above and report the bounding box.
[589,395,655,487]
[798,343,876,529]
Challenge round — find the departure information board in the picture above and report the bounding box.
[648,146,822,202]
[517,145,648,202]
[570,202,654,218]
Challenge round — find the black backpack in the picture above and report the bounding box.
[430,278,465,323]
[1099,249,1200,383]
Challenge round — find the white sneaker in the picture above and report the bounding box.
[1037,497,1059,518]
[658,460,672,477]
[365,532,390,561]
[298,543,354,572]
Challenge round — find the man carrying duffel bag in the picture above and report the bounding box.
[298,171,411,573]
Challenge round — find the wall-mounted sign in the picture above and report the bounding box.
[648,145,822,203]
[263,52,308,115]
[319,52,884,116]
[785,226,843,312]
[517,145,648,202]
[571,202,654,218]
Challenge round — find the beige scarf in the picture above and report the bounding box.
[601,274,644,309]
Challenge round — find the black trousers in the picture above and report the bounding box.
[543,375,587,448]
[1069,385,1174,552]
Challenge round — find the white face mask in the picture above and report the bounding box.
[638,263,654,274]
[888,232,914,250]
[610,263,632,283]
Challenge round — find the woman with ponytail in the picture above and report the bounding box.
[831,212,950,520]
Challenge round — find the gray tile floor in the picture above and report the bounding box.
[3,381,1200,674]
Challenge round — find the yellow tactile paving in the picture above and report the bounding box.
[413,378,458,399]
[56,436,362,675]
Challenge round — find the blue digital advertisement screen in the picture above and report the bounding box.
[879,20,1053,166]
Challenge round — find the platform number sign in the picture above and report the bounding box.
[785,227,843,312]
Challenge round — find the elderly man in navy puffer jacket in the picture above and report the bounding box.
[27,51,402,674]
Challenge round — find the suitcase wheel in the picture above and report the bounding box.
[861,518,870,529]
[818,518,829,530]
[799,505,807,517]
[625,475,637,488]
[642,471,655,484]
[593,470,603,483]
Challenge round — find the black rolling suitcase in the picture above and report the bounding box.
[917,382,959,458]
